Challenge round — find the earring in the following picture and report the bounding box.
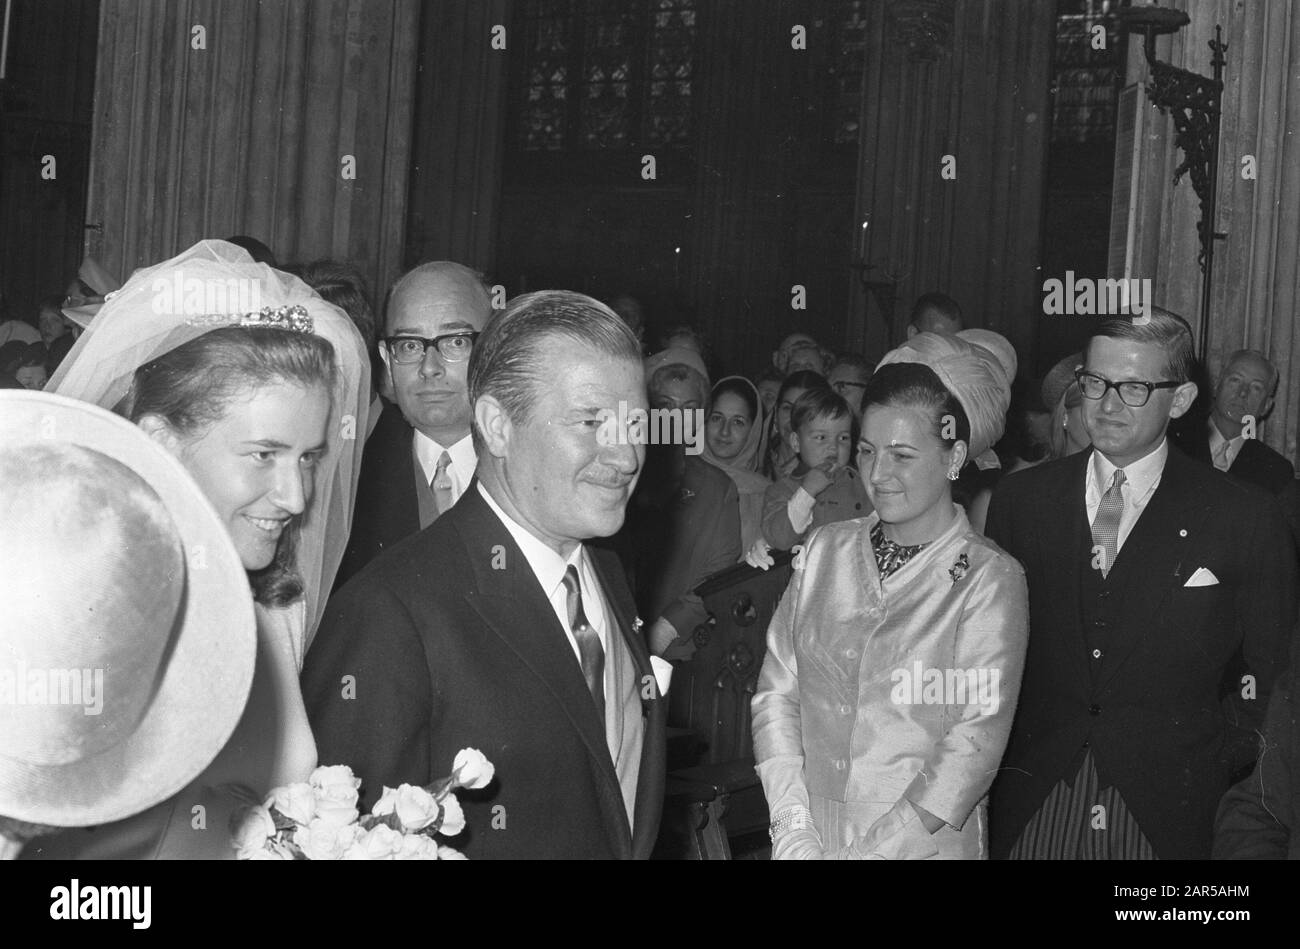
[946,469,959,481]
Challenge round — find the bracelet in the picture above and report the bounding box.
[769,805,814,842]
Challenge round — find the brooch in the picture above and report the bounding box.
[948,553,970,584]
[632,617,644,633]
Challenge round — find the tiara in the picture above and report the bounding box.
[237,305,314,334]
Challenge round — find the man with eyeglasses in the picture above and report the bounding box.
[827,352,871,419]
[335,261,492,587]
[986,307,1297,860]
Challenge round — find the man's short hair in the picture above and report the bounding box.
[1221,349,1279,395]
[383,261,492,332]
[831,352,871,374]
[1089,306,1196,384]
[909,292,963,332]
[468,290,642,438]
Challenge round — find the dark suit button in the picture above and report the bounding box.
[855,503,862,509]
[1089,704,1101,716]
[1098,589,1110,599]
[1082,740,1090,748]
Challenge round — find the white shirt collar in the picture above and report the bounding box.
[1088,437,1168,503]
[476,482,583,601]
[413,430,476,487]
[1207,417,1243,465]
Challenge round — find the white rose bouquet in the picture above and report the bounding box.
[231,748,495,860]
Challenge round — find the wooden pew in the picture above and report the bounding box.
[655,553,794,859]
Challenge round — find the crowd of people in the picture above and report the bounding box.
[1,237,1297,861]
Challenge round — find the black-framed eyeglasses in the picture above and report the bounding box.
[384,332,479,365]
[1074,369,1182,408]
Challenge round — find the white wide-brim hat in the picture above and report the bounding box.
[0,390,255,827]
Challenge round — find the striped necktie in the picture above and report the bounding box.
[1090,468,1126,578]
[430,450,453,517]
[562,564,605,720]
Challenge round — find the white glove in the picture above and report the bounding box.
[745,538,775,571]
[831,800,940,860]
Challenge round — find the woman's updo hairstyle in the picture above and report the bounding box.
[120,326,338,607]
[861,362,970,450]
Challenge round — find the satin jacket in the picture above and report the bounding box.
[753,506,1028,832]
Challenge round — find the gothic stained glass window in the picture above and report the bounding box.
[513,0,696,154]
[1051,0,1122,145]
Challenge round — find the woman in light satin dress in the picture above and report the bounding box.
[753,345,1028,859]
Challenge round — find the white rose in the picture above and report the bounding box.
[392,784,441,832]
[311,796,360,832]
[452,748,495,789]
[370,785,399,818]
[310,764,362,808]
[230,804,277,859]
[295,819,357,860]
[264,782,316,826]
[395,834,440,860]
[436,845,468,860]
[439,792,466,837]
[343,824,404,860]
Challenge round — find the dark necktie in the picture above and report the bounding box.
[430,450,453,518]
[562,564,605,720]
[1090,468,1126,578]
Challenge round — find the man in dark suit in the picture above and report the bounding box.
[303,290,667,859]
[334,262,492,588]
[1170,348,1294,495]
[986,308,1297,860]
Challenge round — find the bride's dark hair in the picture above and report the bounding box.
[119,326,337,607]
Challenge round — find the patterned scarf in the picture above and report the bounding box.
[871,521,929,580]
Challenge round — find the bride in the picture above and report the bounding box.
[21,240,368,859]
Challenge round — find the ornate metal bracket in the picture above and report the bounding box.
[1118,5,1226,358]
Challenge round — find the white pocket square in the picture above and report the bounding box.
[648,656,674,696]
[1184,566,1219,587]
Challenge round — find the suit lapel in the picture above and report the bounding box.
[374,404,421,545]
[452,487,633,855]
[589,548,666,859]
[1041,453,1092,666]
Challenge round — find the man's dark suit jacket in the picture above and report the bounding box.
[1170,417,1295,495]
[334,401,422,590]
[985,445,1297,859]
[302,483,667,860]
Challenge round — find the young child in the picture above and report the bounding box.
[760,387,871,551]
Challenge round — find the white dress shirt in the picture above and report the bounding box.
[1207,418,1244,472]
[476,483,609,663]
[414,431,476,503]
[1085,438,1169,554]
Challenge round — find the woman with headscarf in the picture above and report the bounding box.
[22,240,368,859]
[752,333,1028,859]
[702,375,771,555]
